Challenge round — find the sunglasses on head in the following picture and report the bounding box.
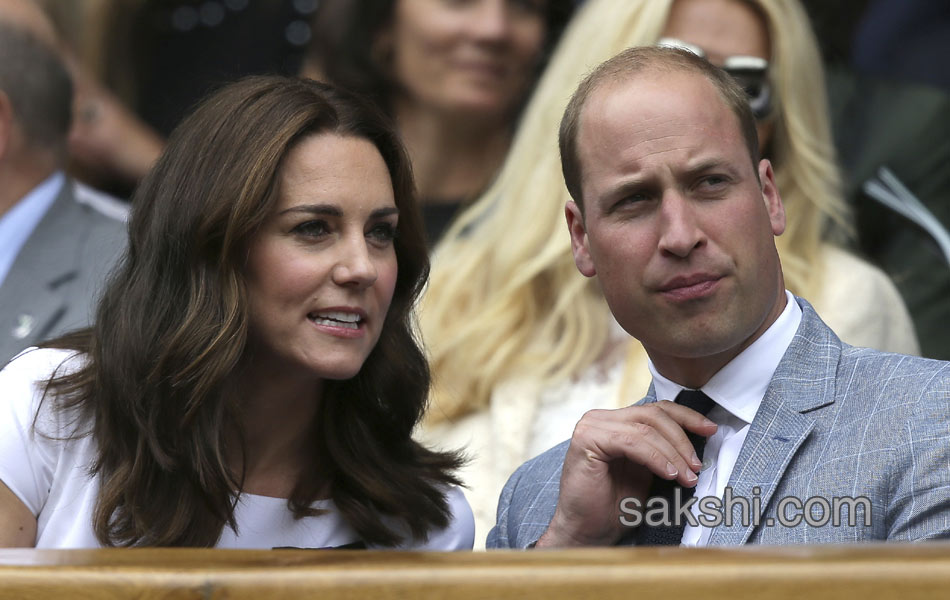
[657,37,773,121]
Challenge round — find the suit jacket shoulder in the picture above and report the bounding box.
[0,180,127,364]
[736,303,950,544]
[487,296,950,548]
[486,440,569,548]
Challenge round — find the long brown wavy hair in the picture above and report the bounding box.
[41,76,462,547]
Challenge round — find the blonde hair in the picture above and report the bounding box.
[422,0,850,422]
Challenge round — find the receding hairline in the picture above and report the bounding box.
[559,46,760,210]
[577,62,742,145]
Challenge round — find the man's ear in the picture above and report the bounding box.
[565,200,596,277]
[0,91,12,161]
[759,159,786,236]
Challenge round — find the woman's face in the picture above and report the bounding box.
[662,0,774,148]
[387,0,547,118]
[244,134,399,383]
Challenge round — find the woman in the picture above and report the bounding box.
[0,76,473,549]
[306,0,574,244]
[419,0,920,542]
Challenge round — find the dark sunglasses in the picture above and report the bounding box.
[657,37,773,121]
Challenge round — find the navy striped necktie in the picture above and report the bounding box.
[632,389,716,546]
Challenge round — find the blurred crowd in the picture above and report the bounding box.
[1,0,948,548]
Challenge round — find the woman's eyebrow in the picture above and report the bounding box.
[278,205,399,219]
[370,207,399,219]
[279,204,342,217]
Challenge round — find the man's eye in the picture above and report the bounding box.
[617,193,649,207]
[367,222,398,244]
[701,175,728,187]
[292,220,329,237]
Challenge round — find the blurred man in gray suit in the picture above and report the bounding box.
[488,46,950,549]
[0,0,126,364]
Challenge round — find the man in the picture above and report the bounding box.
[0,0,127,364]
[488,46,949,548]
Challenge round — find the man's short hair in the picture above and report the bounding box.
[0,20,72,153]
[558,46,760,210]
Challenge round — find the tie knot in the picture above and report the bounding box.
[675,389,716,417]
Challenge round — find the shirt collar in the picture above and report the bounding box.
[648,290,802,424]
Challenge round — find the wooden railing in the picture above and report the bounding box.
[1,543,949,599]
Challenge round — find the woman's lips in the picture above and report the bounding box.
[309,318,366,339]
[307,309,367,339]
[453,60,507,80]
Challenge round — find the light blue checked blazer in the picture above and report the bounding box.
[487,297,950,548]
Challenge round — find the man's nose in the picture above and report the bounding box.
[657,191,705,258]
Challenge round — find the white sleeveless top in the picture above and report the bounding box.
[0,348,474,549]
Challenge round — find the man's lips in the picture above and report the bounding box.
[657,274,724,301]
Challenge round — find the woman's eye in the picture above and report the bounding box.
[367,222,398,244]
[292,220,329,238]
[510,0,545,14]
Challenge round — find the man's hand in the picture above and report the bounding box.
[535,401,717,548]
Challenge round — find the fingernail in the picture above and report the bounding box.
[690,451,701,468]
[666,462,678,477]
[685,470,698,483]
[703,418,716,427]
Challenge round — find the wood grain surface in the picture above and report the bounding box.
[0,543,948,599]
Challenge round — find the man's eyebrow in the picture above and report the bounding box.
[683,158,735,176]
[599,178,651,208]
[596,159,740,208]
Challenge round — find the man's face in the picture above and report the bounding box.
[565,70,787,385]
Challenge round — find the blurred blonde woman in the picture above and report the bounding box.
[418,0,919,545]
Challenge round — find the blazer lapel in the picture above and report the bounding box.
[1,182,82,350]
[707,297,841,546]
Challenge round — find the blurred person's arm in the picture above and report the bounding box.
[68,62,163,190]
[44,0,162,192]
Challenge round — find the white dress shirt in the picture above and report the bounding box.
[647,290,802,546]
[0,172,64,288]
